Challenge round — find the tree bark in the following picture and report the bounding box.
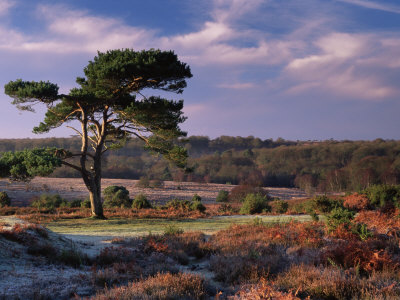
[88,175,104,219]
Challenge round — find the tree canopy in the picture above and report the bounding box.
[3,49,192,218]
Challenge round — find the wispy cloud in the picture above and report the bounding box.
[217,82,256,89]
[0,0,15,16]
[284,32,400,100]
[336,0,400,14]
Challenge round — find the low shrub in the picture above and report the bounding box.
[81,198,91,208]
[164,224,184,235]
[312,195,342,213]
[240,193,271,214]
[103,185,131,208]
[190,201,206,213]
[66,199,82,208]
[275,264,400,300]
[192,193,202,202]
[271,199,288,214]
[229,184,270,202]
[216,190,229,202]
[132,193,152,209]
[30,194,66,209]
[0,191,11,207]
[363,184,400,209]
[164,199,192,210]
[326,207,355,232]
[92,272,207,300]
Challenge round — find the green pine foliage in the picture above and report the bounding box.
[0,191,10,207]
[31,194,66,209]
[216,190,229,202]
[362,184,400,208]
[103,186,131,208]
[240,193,271,214]
[132,193,152,209]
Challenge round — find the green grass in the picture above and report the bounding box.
[45,215,314,237]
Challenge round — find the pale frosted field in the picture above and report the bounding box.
[0,177,309,206]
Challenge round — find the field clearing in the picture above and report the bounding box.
[45,214,314,239]
[0,177,310,206]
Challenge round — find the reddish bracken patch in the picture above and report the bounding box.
[355,209,400,234]
[343,193,370,211]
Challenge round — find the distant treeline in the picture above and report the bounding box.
[0,136,399,192]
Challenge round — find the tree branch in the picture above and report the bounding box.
[61,161,83,173]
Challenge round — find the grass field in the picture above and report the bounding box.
[45,214,314,237]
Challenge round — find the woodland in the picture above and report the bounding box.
[0,136,398,192]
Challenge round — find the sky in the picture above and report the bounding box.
[0,0,400,141]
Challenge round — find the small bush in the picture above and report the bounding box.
[103,186,131,208]
[271,200,288,214]
[67,199,82,208]
[229,184,270,202]
[192,193,202,202]
[164,199,192,210]
[310,211,319,222]
[312,195,342,213]
[81,198,91,208]
[164,224,184,235]
[216,190,229,202]
[0,191,11,207]
[92,272,207,300]
[31,194,66,209]
[190,201,206,213]
[218,203,237,214]
[240,193,271,214]
[132,193,152,209]
[363,184,400,209]
[326,207,355,232]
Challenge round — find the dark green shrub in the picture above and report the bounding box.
[164,224,184,235]
[67,199,83,208]
[103,185,131,208]
[81,198,91,208]
[363,184,400,209]
[192,193,202,202]
[132,193,152,209]
[0,191,11,207]
[164,199,192,210]
[310,211,319,222]
[272,200,288,213]
[240,193,271,214]
[229,184,270,202]
[218,203,237,214]
[190,201,206,213]
[216,190,229,202]
[326,207,355,232]
[31,194,66,209]
[312,195,342,213]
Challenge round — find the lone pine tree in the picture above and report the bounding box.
[2,49,192,218]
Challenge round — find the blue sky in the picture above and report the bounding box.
[0,0,400,140]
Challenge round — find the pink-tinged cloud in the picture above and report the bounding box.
[336,0,400,14]
[284,32,400,100]
[217,82,257,89]
[0,0,14,16]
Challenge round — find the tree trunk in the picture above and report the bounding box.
[88,186,104,218]
[89,147,105,219]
